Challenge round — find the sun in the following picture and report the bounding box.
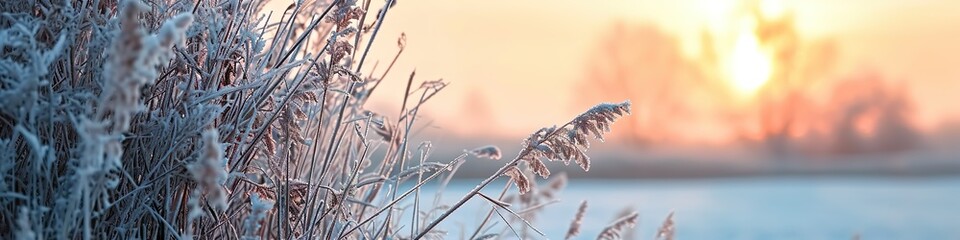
[726,21,773,95]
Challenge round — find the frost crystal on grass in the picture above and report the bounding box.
[190,129,229,211]
[574,101,632,142]
[15,207,36,240]
[73,1,196,237]
[515,100,631,182]
[241,193,274,240]
[504,166,531,194]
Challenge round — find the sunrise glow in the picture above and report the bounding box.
[727,21,773,95]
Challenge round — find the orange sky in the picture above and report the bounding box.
[266,0,960,148]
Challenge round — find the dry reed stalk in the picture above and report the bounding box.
[597,212,639,240]
[565,200,588,240]
[656,211,676,240]
[415,101,630,239]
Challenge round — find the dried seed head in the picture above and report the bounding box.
[541,172,567,199]
[189,128,228,211]
[504,166,531,194]
[398,32,407,49]
[365,111,396,143]
[331,41,353,67]
[656,211,675,240]
[419,79,447,91]
[597,212,639,240]
[565,201,588,240]
[523,155,550,179]
[468,145,502,160]
[517,100,630,181]
[572,100,631,143]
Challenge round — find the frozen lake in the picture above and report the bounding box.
[407,176,960,239]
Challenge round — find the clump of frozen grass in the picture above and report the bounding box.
[188,128,228,211]
[241,193,274,240]
[184,128,228,238]
[0,0,643,238]
[73,1,194,237]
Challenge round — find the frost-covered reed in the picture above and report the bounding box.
[0,0,644,239]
